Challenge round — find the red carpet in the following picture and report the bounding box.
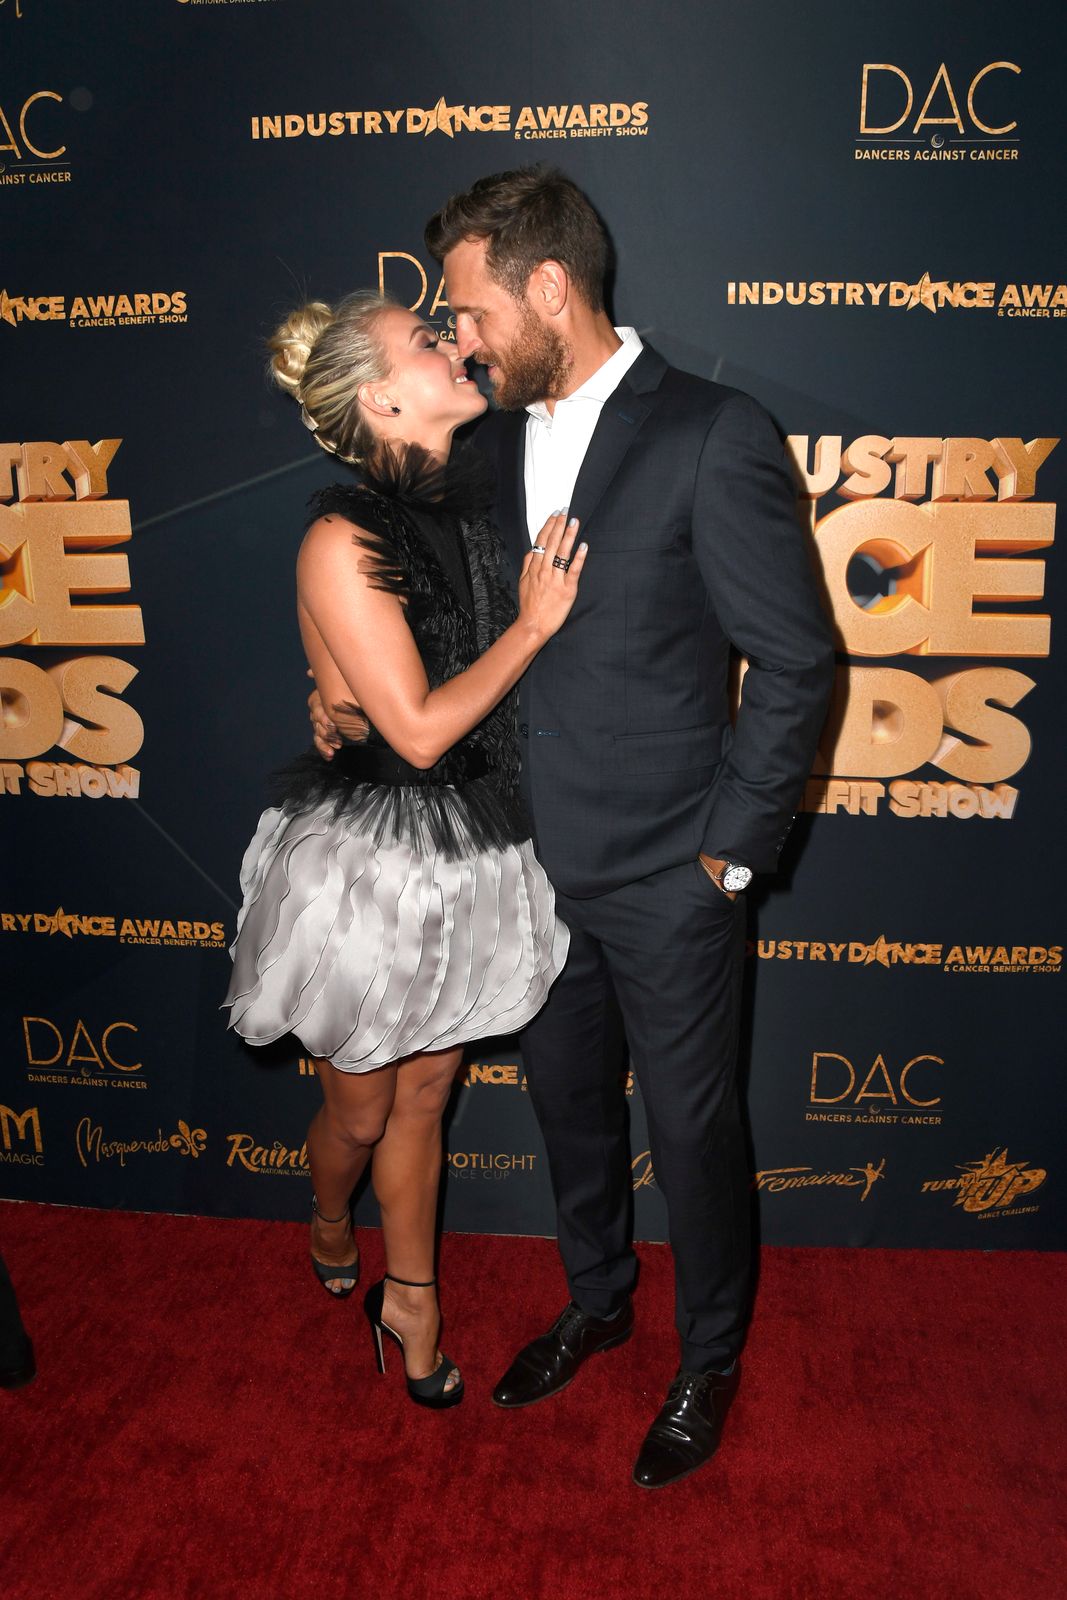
[0,1203,1064,1600]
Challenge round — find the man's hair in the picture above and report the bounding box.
[425,166,608,313]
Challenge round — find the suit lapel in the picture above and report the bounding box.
[568,344,665,533]
[492,412,529,578]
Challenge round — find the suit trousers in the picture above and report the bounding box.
[521,857,752,1372]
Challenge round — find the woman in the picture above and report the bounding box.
[223,292,584,1408]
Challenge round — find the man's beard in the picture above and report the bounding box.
[477,304,570,411]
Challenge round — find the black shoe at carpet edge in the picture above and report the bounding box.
[632,1361,740,1489]
[492,1299,634,1408]
[0,1336,36,1391]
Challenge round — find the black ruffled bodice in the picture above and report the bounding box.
[276,444,528,858]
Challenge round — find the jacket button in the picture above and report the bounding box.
[519,723,529,738]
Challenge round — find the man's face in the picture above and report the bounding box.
[443,237,569,411]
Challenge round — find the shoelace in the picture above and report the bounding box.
[553,1303,589,1339]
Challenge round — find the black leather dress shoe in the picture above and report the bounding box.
[492,1300,634,1408]
[0,1336,36,1391]
[632,1362,740,1488]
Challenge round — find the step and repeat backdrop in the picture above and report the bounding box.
[2,1,1063,1249]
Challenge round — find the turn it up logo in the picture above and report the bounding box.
[922,1148,1047,1219]
[786,434,1058,823]
[856,61,1021,162]
[0,439,145,798]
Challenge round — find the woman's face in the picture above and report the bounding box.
[373,307,486,436]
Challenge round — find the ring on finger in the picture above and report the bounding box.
[552,555,571,571]
[530,544,548,555]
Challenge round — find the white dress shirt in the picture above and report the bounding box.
[524,327,643,543]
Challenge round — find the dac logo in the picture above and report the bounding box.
[0,1103,43,1164]
[922,1148,1046,1218]
[807,1052,943,1127]
[23,1015,145,1089]
[0,90,67,179]
[857,62,1021,161]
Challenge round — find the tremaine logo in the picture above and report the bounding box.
[754,1159,886,1201]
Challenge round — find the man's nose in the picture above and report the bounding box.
[454,316,478,357]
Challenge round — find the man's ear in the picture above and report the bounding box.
[529,259,569,317]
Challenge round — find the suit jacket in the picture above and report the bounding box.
[473,344,835,897]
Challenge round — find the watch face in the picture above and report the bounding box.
[722,863,753,893]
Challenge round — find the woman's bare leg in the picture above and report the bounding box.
[372,1046,463,1384]
[307,1057,398,1292]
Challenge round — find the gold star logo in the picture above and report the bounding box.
[0,290,19,327]
[861,934,897,967]
[423,97,459,138]
[905,271,949,313]
[46,906,76,937]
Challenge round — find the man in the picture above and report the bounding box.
[317,167,834,1486]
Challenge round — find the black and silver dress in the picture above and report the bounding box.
[223,446,568,1071]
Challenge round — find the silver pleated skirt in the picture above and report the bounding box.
[222,802,569,1072]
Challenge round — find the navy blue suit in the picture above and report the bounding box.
[476,345,834,1368]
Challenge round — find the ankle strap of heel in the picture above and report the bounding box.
[311,1196,351,1225]
[384,1273,436,1288]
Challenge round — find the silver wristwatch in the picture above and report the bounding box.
[702,855,753,894]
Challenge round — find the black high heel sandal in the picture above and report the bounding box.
[363,1275,464,1409]
[309,1196,360,1297]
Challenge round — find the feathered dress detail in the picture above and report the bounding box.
[222,445,568,1071]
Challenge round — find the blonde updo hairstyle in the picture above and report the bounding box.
[268,292,399,464]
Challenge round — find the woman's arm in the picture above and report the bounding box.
[297,511,584,770]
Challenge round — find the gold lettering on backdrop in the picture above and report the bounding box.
[0,440,144,782]
[859,64,1021,138]
[784,435,1057,813]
